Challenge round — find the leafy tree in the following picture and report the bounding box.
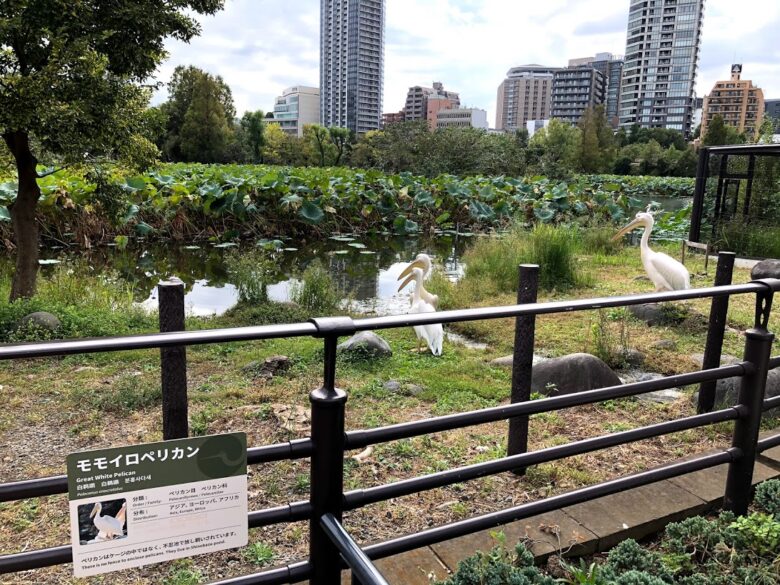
[240,110,266,163]
[528,119,582,179]
[179,74,232,163]
[304,124,332,167]
[702,114,746,146]
[578,105,615,173]
[160,65,235,161]
[264,123,306,166]
[1,0,224,300]
[328,127,352,166]
[369,121,433,174]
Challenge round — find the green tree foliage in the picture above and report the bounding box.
[0,0,224,300]
[263,123,307,166]
[240,110,266,163]
[702,114,746,146]
[528,119,582,179]
[328,127,352,166]
[161,65,235,162]
[579,106,616,173]
[179,73,232,163]
[304,124,332,167]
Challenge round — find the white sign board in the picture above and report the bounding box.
[67,433,248,577]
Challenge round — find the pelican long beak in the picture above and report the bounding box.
[612,218,644,241]
[90,504,99,519]
[397,259,427,282]
[398,273,415,293]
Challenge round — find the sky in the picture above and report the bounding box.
[153,0,780,127]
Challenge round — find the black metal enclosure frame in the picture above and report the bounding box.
[0,277,779,584]
[689,144,780,252]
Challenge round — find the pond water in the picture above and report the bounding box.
[39,233,472,317]
[27,196,689,318]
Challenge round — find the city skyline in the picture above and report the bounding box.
[152,0,780,127]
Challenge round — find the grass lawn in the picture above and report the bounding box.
[0,242,775,584]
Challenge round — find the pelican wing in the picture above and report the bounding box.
[649,252,690,291]
[411,299,443,356]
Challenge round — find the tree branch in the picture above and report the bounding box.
[36,166,68,178]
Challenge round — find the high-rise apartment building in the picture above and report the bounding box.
[273,86,321,137]
[405,82,460,123]
[701,65,764,139]
[551,67,606,125]
[569,53,624,128]
[320,0,385,134]
[619,0,705,136]
[764,99,780,133]
[496,65,558,131]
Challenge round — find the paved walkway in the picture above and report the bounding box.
[351,433,780,584]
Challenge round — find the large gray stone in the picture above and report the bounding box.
[628,303,685,326]
[701,369,780,410]
[338,331,392,358]
[751,259,780,280]
[17,311,61,332]
[531,353,622,396]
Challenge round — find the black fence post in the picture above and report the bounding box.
[508,264,539,476]
[689,147,710,244]
[697,251,736,413]
[309,333,347,585]
[158,278,188,440]
[724,288,775,516]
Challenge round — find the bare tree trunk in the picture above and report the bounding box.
[3,131,41,301]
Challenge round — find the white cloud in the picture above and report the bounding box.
[155,0,780,126]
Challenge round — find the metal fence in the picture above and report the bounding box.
[689,144,780,258]
[0,274,779,584]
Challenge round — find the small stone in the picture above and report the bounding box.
[17,311,61,332]
[624,349,646,367]
[337,332,392,358]
[689,353,740,368]
[628,303,684,326]
[383,380,401,392]
[490,355,515,368]
[751,259,780,280]
[242,355,291,379]
[651,340,677,350]
[2,457,12,463]
[402,383,424,396]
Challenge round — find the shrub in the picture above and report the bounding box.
[755,479,780,519]
[581,225,623,255]
[290,260,342,316]
[462,225,588,295]
[224,250,275,304]
[435,543,556,585]
[591,309,631,369]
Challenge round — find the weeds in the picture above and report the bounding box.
[242,542,276,567]
[290,260,342,316]
[225,250,275,304]
[591,309,631,369]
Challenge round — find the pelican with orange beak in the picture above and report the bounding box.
[613,211,690,292]
[397,266,443,356]
[397,254,439,308]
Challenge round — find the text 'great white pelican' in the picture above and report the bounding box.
[613,211,690,292]
[397,266,443,356]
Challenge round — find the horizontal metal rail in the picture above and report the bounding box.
[343,407,740,510]
[0,501,313,574]
[0,439,313,504]
[0,282,776,362]
[209,561,310,585]
[361,449,737,562]
[769,356,780,371]
[764,395,780,412]
[758,434,780,453]
[345,364,749,450]
[321,514,390,585]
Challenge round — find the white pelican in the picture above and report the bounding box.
[90,502,126,540]
[613,211,691,291]
[398,267,444,356]
[398,254,439,308]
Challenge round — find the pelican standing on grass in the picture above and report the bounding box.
[89,502,126,540]
[613,211,690,291]
[397,254,439,308]
[397,266,444,356]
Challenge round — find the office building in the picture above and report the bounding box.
[569,53,624,128]
[273,86,320,137]
[382,111,405,127]
[766,99,780,133]
[435,108,489,130]
[526,119,550,138]
[619,0,705,136]
[496,65,558,131]
[551,66,606,124]
[701,65,764,139]
[405,82,460,124]
[320,0,385,134]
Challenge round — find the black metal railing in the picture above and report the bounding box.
[0,276,779,585]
